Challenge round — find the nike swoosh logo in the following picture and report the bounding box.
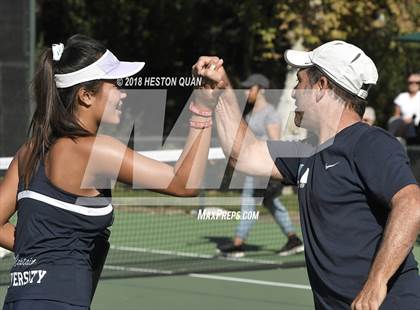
[325,162,340,170]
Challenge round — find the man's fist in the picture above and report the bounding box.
[192,56,230,90]
[191,56,230,109]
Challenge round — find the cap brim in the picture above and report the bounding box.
[103,61,145,79]
[284,50,313,68]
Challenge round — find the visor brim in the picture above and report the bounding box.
[102,61,145,79]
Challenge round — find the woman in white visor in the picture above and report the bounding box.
[0,34,221,310]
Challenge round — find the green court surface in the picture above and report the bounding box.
[0,191,305,282]
[0,268,315,310]
[92,268,314,310]
[101,205,304,278]
[0,189,418,309]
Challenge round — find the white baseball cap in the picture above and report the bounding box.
[284,40,378,99]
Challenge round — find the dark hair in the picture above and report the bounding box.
[25,34,106,187]
[305,66,367,118]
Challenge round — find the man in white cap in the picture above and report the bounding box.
[192,41,420,310]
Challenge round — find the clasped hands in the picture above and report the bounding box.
[191,56,231,110]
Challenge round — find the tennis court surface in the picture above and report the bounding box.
[0,188,418,309]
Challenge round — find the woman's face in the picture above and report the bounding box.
[93,81,127,125]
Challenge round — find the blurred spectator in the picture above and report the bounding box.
[218,74,303,258]
[388,73,420,145]
[362,106,376,126]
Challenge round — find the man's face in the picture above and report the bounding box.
[407,74,420,94]
[291,69,318,129]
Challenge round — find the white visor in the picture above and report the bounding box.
[54,50,145,88]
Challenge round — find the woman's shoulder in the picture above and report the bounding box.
[15,135,124,159]
[52,135,126,158]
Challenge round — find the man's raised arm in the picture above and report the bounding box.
[191,56,282,179]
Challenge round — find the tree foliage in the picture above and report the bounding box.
[273,0,420,124]
[37,0,419,126]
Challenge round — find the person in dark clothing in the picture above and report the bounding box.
[192,40,420,310]
[0,35,218,310]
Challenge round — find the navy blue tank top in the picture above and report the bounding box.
[5,160,114,306]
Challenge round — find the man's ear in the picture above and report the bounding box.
[315,76,329,102]
[77,87,95,107]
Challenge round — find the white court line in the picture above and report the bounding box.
[188,273,312,290]
[103,264,311,290]
[105,246,310,290]
[104,265,174,275]
[110,245,286,265]
[111,245,213,259]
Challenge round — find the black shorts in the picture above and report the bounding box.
[313,269,420,310]
[381,269,420,310]
[3,300,89,310]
